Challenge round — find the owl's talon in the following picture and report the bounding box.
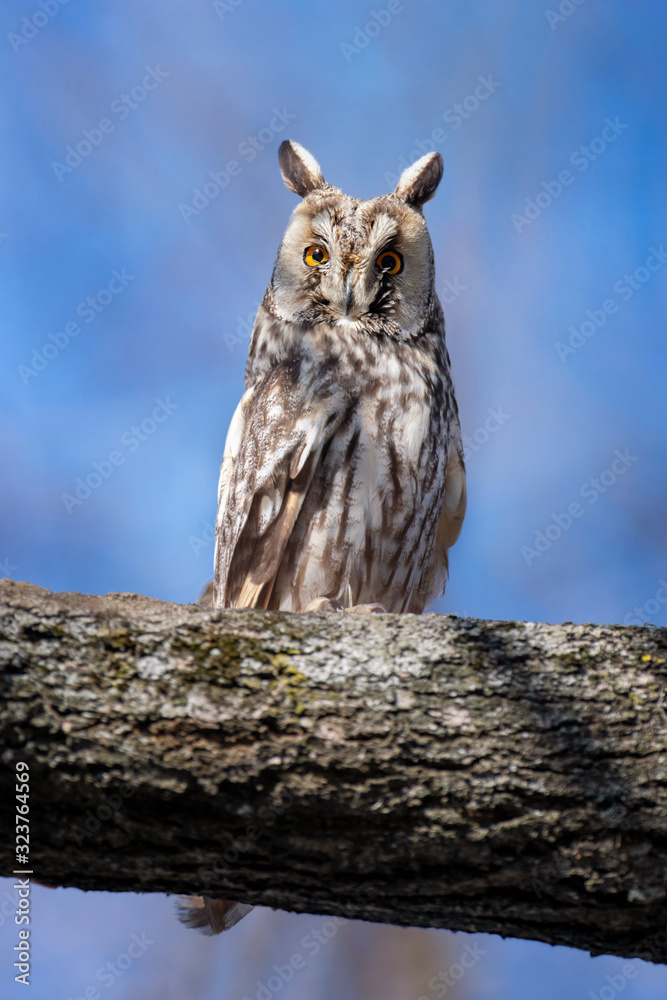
[345,603,387,614]
[304,597,345,613]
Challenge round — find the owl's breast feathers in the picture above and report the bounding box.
[214,310,465,613]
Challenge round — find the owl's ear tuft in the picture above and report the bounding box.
[279,140,325,197]
[393,152,443,208]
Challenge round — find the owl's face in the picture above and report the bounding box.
[270,142,444,340]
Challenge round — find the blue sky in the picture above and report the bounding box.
[1,1,667,997]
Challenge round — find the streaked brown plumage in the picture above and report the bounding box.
[179,140,466,934]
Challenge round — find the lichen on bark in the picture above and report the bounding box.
[1,579,667,963]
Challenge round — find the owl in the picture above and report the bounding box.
[179,140,466,933]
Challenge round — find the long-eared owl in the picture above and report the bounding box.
[214,140,465,616]
[180,140,466,934]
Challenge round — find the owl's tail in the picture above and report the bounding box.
[177,896,254,934]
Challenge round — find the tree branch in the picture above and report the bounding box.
[1,579,667,963]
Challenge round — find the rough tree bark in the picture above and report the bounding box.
[1,579,666,963]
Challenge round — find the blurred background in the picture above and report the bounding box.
[1,0,666,996]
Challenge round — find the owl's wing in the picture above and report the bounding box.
[437,440,467,550]
[214,360,345,609]
[408,428,467,612]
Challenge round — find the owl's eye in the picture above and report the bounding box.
[304,245,329,267]
[376,250,403,274]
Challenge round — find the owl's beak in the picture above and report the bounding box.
[343,270,356,316]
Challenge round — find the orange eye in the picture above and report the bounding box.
[304,245,329,266]
[376,250,403,274]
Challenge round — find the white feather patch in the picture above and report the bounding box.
[223,398,247,460]
[368,213,399,255]
[258,493,276,533]
[290,141,324,186]
[394,152,438,199]
[310,209,336,249]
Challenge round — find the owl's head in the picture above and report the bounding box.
[269,141,443,339]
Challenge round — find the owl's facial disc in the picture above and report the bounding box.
[272,196,434,335]
[306,208,405,321]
